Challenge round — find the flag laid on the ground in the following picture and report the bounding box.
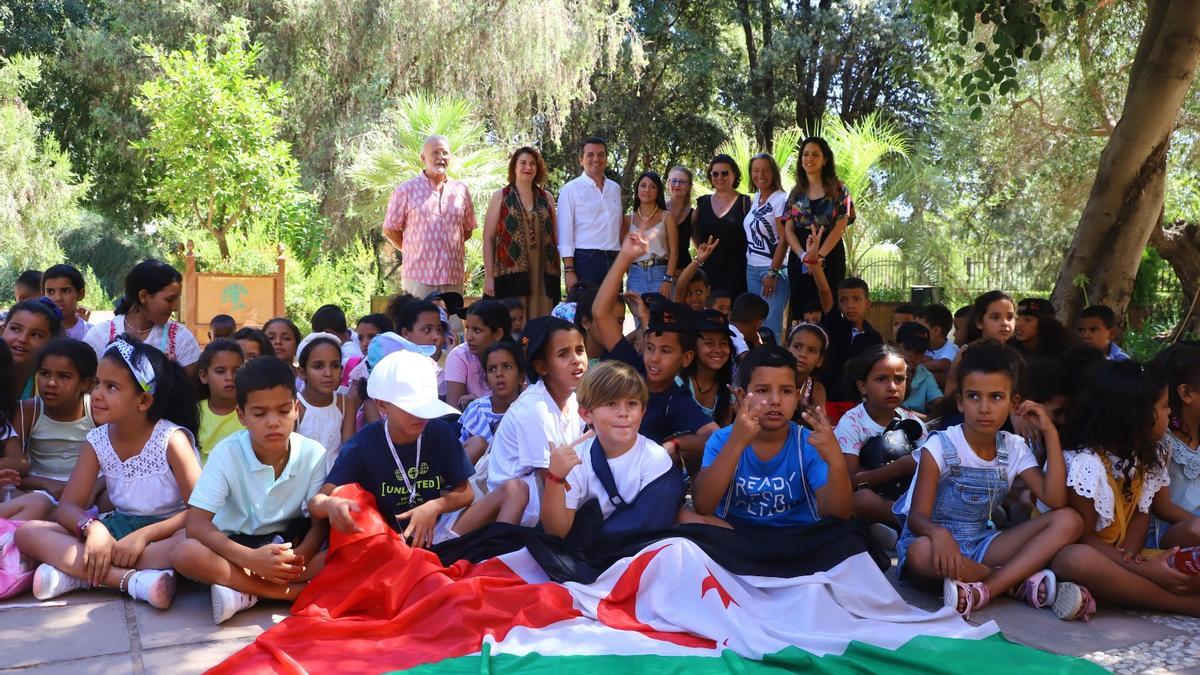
[211,485,1102,674]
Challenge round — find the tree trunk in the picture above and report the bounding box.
[1150,219,1200,334]
[1051,0,1200,323]
[213,227,232,259]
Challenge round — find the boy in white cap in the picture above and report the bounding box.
[309,351,474,547]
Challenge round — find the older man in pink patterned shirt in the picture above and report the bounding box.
[382,135,478,296]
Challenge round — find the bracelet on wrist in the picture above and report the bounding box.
[77,517,96,539]
[545,470,568,485]
[563,266,575,273]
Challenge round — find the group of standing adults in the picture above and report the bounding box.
[381,134,856,341]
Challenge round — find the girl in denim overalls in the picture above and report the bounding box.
[893,342,1092,621]
[1048,360,1200,619]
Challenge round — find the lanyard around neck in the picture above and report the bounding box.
[384,425,422,506]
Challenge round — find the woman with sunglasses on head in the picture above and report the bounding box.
[783,137,856,324]
[691,155,751,298]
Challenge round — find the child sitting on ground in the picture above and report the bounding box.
[295,333,347,468]
[172,357,330,624]
[196,340,245,464]
[915,303,958,389]
[264,318,302,379]
[1,339,97,521]
[312,351,473,547]
[593,231,719,474]
[41,265,91,341]
[444,300,511,410]
[683,310,737,427]
[835,345,924,530]
[541,361,681,538]
[231,327,270,361]
[896,342,1085,621]
[6,298,63,399]
[208,314,236,341]
[16,336,202,609]
[501,298,526,339]
[688,345,854,528]
[895,322,942,414]
[13,270,42,303]
[1046,360,1200,619]
[730,293,768,353]
[1151,345,1200,548]
[785,323,828,419]
[460,342,525,464]
[1077,305,1129,361]
[311,304,358,365]
[486,316,588,526]
[707,289,733,319]
[807,228,882,401]
[891,304,917,340]
[673,235,718,312]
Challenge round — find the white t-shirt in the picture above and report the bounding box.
[744,190,788,268]
[897,425,1038,515]
[563,435,674,519]
[487,379,585,525]
[834,403,924,457]
[83,316,201,367]
[926,341,959,363]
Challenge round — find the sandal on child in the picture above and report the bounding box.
[1008,569,1057,609]
[943,578,990,620]
[1052,582,1096,622]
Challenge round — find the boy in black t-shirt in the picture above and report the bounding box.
[806,230,882,401]
[310,351,473,548]
[594,230,719,475]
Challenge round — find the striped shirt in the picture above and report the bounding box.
[459,396,505,444]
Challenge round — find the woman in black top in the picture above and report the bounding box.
[666,165,695,269]
[691,154,750,297]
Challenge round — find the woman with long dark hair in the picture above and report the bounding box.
[482,147,560,320]
[691,154,751,297]
[621,170,678,296]
[783,137,856,322]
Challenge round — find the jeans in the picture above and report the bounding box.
[746,264,790,345]
[573,249,618,288]
[627,262,667,296]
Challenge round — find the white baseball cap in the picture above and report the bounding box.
[367,351,459,420]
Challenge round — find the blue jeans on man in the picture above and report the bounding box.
[573,249,619,288]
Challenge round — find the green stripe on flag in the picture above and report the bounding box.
[395,634,1103,674]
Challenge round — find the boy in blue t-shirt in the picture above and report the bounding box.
[310,350,474,548]
[689,345,854,528]
[1077,304,1130,361]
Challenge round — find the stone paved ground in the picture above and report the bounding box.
[1,573,1198,673]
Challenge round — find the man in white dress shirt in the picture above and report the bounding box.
[556,137,623,289]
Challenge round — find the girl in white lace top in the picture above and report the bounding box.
[15,335,202,611]
[1146,345,1200,549]
[1047,361,1200,618]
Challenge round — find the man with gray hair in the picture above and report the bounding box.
[382,135,477,296]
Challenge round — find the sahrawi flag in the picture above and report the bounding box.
[212,486,1101,674]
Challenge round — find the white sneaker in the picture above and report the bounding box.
[32,563,86,600]
[126,570,177,610]
[211,584,258,624]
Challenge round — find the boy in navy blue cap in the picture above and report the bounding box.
[594,229,719,474]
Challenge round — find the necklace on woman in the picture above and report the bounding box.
[126,313,153,335]
[637,205,659,222]
[693,374,714,394]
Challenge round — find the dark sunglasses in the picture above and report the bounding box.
[710,170,730,178]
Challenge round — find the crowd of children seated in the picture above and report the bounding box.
[2,233,1200,631]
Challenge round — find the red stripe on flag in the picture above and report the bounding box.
[209,485,580,674]
[596,544,717,650]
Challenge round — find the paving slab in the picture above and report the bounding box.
[141,640,254,675]
[134,583,283,650]
[0,597,130,668]
[0,652,134,674]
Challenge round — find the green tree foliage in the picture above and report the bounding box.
[0,53,88,288]
[135,19,304,259]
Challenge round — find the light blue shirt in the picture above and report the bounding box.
[903,365,942,413]
[189,431,327,536]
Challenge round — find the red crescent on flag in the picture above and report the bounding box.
[700,567,740,609]
[596,544,717,649]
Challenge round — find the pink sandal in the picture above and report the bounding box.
[943,578,990,619]
[1008,569,1057,609]
[1052,582,1097,622]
